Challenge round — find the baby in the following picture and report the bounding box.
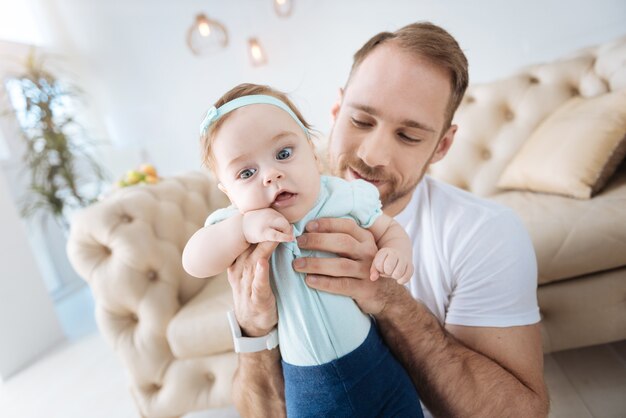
[182,83,423,418]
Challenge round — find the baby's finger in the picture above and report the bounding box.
[401,264,415,284]
[370,263,380,281]
[268,229,294,242]
[393,262,409,283]
[273,217,292,234]
[383,254,399,276]
[374,251,387,275]
[391,260,409,280]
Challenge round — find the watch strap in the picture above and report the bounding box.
[227,310,279,353]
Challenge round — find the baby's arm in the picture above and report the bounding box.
[367,214,414,284]
[182,213,248,278]
[182,208,293,278]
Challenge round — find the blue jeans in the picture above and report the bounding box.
[282,321,423,418]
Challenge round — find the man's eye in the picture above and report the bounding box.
[399,132,421,143]
[276,147,293,160]
[351,117,372,128]
[238,168,257,179]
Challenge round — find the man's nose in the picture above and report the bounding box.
[263,168,284,186]
[357,128,391,167]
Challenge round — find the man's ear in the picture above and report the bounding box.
[430,124,457,164]
[330,87,344,122]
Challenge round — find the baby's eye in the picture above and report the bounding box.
[276,147,293,161]
[238,168,257,179]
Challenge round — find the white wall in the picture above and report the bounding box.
[0,0,45,45]
[0,167,64,381]
[22,0,626,178]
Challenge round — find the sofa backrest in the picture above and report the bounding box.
[429,35,626,197]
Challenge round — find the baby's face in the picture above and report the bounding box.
[212,104,321,223]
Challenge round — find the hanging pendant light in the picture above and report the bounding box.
[186,14,229,56]
[248,38,268,66]
[273,0,293,17]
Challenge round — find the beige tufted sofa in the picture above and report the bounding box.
[67,36,626,417]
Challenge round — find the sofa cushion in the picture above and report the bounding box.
[492,165,626,285]
[428,35,626,197]
[167,273,234,359]
[497,90,626,199]
[538,267,626,353]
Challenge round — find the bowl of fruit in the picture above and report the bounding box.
[116,164,160,188]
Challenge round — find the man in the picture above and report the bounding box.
[226,22,549,417]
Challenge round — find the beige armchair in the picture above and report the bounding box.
[67,35,626,417]
[67,173,238,417]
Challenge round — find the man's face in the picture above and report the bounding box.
[329,43,456,216]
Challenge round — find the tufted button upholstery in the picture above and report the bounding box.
[67,171,235,417]
[429,35,626,197]
[147,270,158,282]
[503,107,515,121]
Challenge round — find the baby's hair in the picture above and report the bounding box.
[200,83,314,172]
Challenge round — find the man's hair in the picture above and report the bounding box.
[348,22,469,130]
[200,83,313,171]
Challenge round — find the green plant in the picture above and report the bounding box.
[6,51,107,229]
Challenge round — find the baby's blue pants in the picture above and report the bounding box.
[282,321,424,418]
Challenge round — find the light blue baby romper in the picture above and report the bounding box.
[206,175,423,418]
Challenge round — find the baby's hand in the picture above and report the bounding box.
[243,208,294,244]
[370,247,413,285]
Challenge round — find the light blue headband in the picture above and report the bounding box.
[199,94,309,138]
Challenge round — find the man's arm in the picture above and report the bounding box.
[295,218,549,417]
[376,283,548,417]
[233,350,285,417]
[227,242,286,417]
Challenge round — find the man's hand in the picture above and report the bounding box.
[228,242,286,417]
[293,217,405,314]
[243,208,293,244]
[227,241,279,337]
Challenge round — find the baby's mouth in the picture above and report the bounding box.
[274,191,296,202]
[272,191,298,207]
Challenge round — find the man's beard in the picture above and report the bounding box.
[332,154,423,209]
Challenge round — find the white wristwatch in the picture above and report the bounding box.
[227,310,279,353]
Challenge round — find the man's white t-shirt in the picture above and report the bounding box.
[394,176,540,418]
[395,175,540,328]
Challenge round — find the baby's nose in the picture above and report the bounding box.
[263,169,284,186]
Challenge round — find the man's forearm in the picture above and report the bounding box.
[232,349,286,418]
[375,287,548,417]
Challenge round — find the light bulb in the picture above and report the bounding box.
[273,0,293,17]
[186,14,228,56]
[198,21,211,37]
[248,38,268,66]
